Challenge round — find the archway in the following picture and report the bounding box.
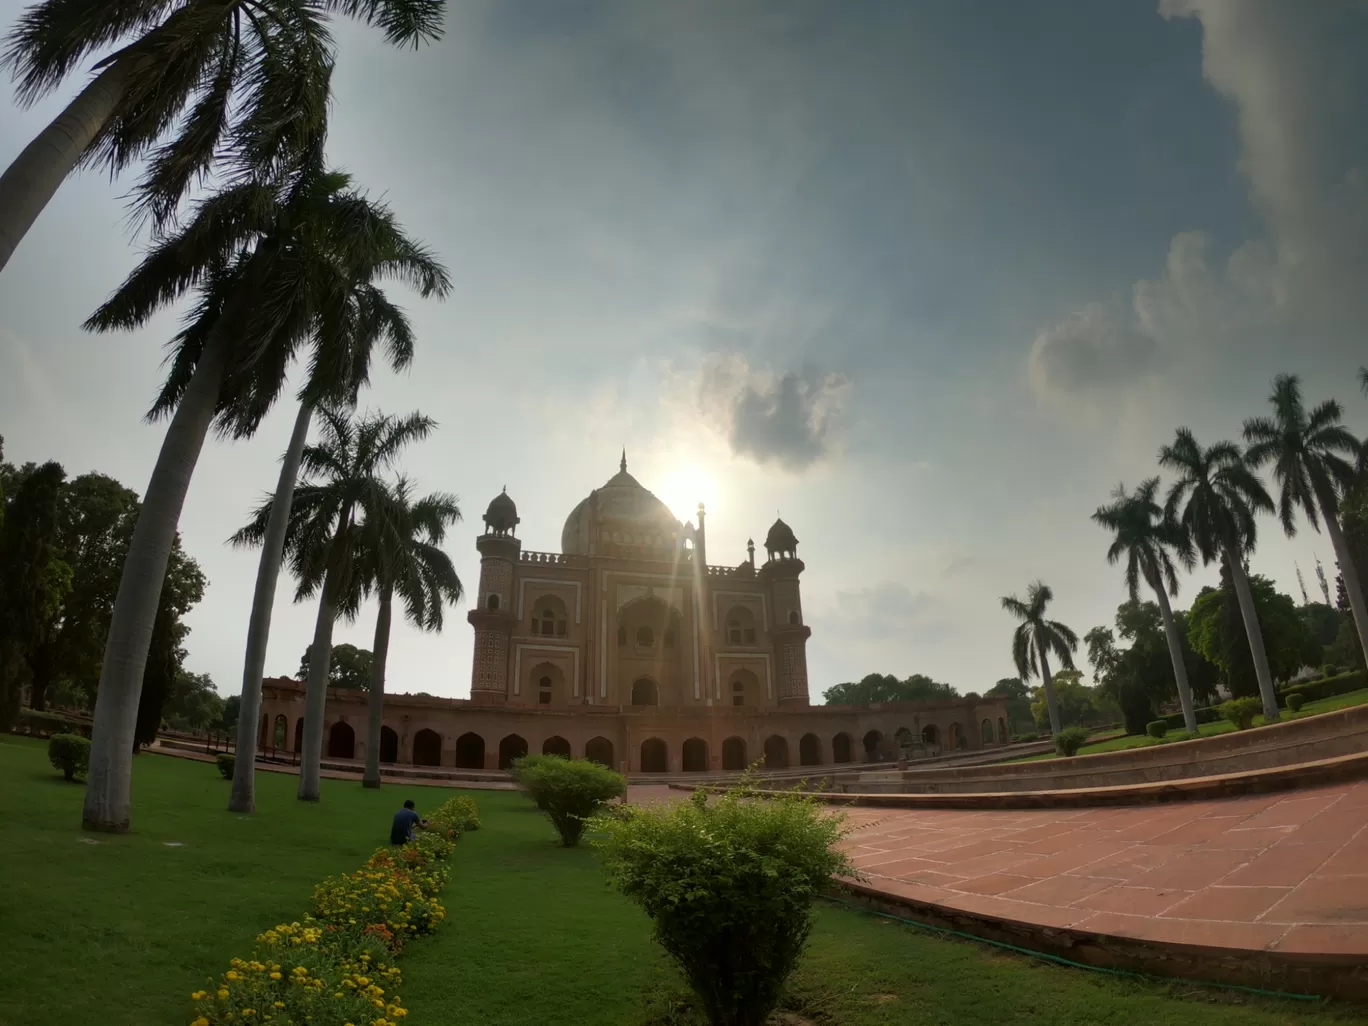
[862,730,882,758]
[640,737,668,773]
[998,718,1009,744]
[724,605,758,645]
[585,736,615,767]
[294,717,303,752]
[272,714,287,749]
[921,724,939,746]
[832,732,853,763]
[763,734,789,770]
[981,719,993,746]
[499,734,528,770]
[630,678,659,706]
[730,668,760,707]
[948,722,964,750]
[894,726,913,749]
[379,726,399,764]
[413,728,442,767]
[799,733,821,766]
[722,736,747,771]
[542,735,572,757]
[260,713,269,746]
[455,732,485,770]
[528,660,565,706]
[682,737,708,772]
[327,721,355,759]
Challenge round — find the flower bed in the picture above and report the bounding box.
[188,795,477,1025]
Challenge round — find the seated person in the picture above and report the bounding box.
[390,799,427,845]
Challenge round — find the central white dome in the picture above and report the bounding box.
[561,458,684,556]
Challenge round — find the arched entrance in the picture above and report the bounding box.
[832,732,853,763]
[542,735,572,757]
[681,737,708,772]
[327,721,355,759]
[862,730,882,758]
[722,736,747,771]
[499,734,528,770]
[272,715,287,748]
[585,736,614,767]
[799,733,821,766]
[948,722,964,750]
[413,728,442,767]
[981,719,993,746]
[921,724,939,746]
[640,737,668,773]
[379,726,399,764]
[763,734,789,770]
[998,718,1009,744]
[631,678,659,706]
[455,732,485,770]
[294,718,303,752]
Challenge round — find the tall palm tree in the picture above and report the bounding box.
[232,407,435,801]
[79,161,448,833]
[1244,374,1368,676]
[0,0,445,274]
[1001,581,1078,735]
[1092,478,1199,733]
[355,477,462,788]
[1160,428,1279,720]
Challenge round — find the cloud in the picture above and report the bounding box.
[697,353,851,470]
[942,553,975,577]
[827,580,941,642]
[1029,301,1160,398]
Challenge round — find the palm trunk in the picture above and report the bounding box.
[1038,646,1061,735]
[1151,578,1198,733]
[1318,488,1368,673]
[363,581,394,789]
[81,323,234,832]
[0,61,130,275]
[297,507,353,801]
[229,401,312,813]
[1224,547,1279,722]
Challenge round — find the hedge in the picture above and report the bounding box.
[1279,670,1366,705]
[48,733,91,781]
[18,709,89,737]
[186,794,477,1026]
[1155,706,1221,731]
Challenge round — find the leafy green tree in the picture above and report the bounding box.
[1299,602,1346,653]
[1093,478,1200,733]
[1160,428,1280,720]
[132,535,205,749]
[1243,374,1368,686]
[1001,580,1078,735]
[163,670,222,731]
[80,158,448,833]
[1187,575,1318,693]
[232,407,436,801]
[218,693,241,734]
[355,478,462,788]
[0,461,69,729]
[0,0,447,274]
[298,643,374,691]
[822,672,957,705]
[985,677,1032,734]
[1027,668,1098,731]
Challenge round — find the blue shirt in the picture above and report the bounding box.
[390,808,421,845]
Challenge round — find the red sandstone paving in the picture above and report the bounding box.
[839,779,1368,954]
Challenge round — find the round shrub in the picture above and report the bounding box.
[215,753,235,780]
[1286,692,1306,713]
[1218,696,1262,730]
[594,785,855,1026]
[1145,719,1168,740]
[48,732,90,781]
[1015,732,1039,743]
[1053,725,1090,757]
[514,754,626,847]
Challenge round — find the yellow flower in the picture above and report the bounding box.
[217,989,230,1000]
[191,991,207,1001]
[192,1018,209,1026]
[269,972,282,980]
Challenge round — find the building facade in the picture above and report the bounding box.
[257,456,1009,774]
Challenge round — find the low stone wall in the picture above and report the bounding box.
[831,705,1368,795]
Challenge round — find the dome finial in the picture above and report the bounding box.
[620,448,627,473]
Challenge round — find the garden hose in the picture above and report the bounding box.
[818,893,1324,1004]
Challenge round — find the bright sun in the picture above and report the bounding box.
[656,463,721,524]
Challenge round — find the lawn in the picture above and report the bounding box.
[3,733,1367,1025]
[1013,689,1368,762]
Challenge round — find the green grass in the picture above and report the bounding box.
[1013,689,1368,762]
[3,734,1366,1025]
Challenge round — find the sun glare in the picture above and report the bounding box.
[656,463,721,524]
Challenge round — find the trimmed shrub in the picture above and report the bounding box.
[594,783,855,1026]
[48,733,90,781]
[1218,696,1262,730]
[215,754,235,780]
[19,709,87,737]
[514,754,626,847]
[1145,719,1168,740]
[1286,692,1306,713]
[1157,706,1221,730]
[1053,726,1091,757]
[1014,732,1039,743]
[1278,670,1365,704]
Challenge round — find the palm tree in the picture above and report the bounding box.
[355,477,462,788]
[1000,581,1078,735]
[0,0,445,274]
[1244,373,1368,676]
[79,162,448,833]
[1092,478,1199,733]
[232,407,436,801]
[1160,428,1279,720]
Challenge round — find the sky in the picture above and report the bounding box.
[1,0,1366,703]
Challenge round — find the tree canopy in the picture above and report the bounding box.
[822,673,957,706]
[298,643,373,691]
[1187,574,1318,692]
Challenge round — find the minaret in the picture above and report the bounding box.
[467,488,520,705]
[758,517,811,707]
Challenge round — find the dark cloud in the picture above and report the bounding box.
[1028,302,1160,397]
[698,355,849,470]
